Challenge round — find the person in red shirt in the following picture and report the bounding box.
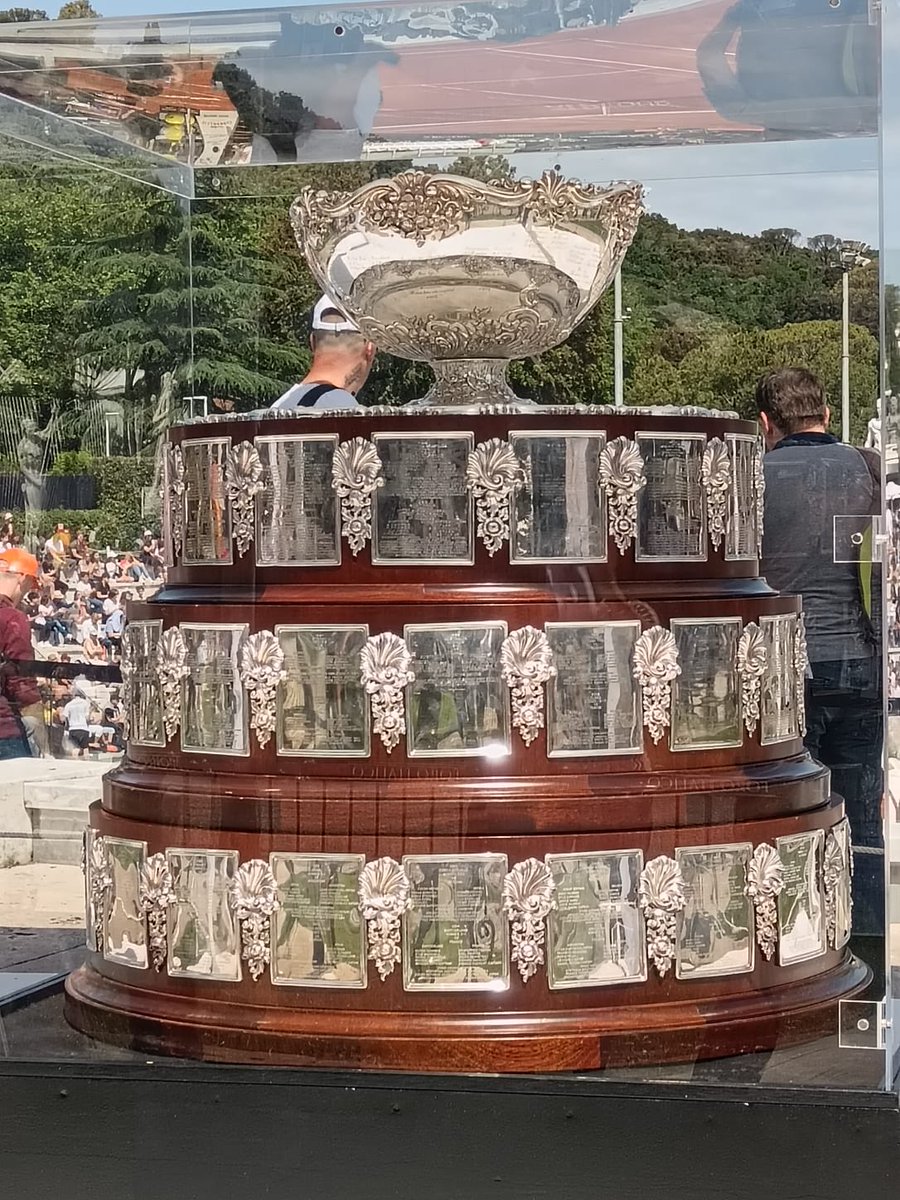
[0,547,43,759]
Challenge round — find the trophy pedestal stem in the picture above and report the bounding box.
[418,359,523,408]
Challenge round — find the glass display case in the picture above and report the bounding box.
[0,0,897,1193]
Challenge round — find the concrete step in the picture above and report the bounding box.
[24,775,104,866]
[1,761,108,868]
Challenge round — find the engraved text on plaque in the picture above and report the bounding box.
[402,854,509,991]
[546,850,646,988]
[545,622,642,756]
[255,435,340,566]
[510,431,606,562]
[276,625,369,756]
[405,623,510,757]
[636,434,705,561]
[372,433,473,564]
[271,853,366,987]
[675,844,754,979]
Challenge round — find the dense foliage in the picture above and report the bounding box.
[0,153,880,482]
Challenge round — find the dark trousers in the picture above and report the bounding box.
[804,657,884,936]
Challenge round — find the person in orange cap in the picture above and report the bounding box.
[0,547,43,758]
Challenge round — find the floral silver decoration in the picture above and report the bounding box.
[239,630,287,750]
[794,612,809,737]
[598,436,646,554]
[225,440,265,558]
[357,856,412,981]
[156,625,190,742]
[701,437,731,551]
[230,859,280,982]
[632,626,681,745]
[88,833,112,953]
[502,858,557,983]
[139,852,175,972]
[745,843,784,962]
[360,632,415,753]
[168,443,186,562]
[465,438,525,555]
[332,436,384,556]
[500,626,556,747]
[754,438,766,558]
[737,622,767,738]
[639,855,685,978]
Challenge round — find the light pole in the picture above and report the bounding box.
[839,240,871,444]
[613,267,630,407]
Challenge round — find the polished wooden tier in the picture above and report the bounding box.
[65,409,866,1072]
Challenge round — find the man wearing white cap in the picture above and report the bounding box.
[272,296,376,411]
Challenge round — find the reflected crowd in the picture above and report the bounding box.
[0,516,163,759]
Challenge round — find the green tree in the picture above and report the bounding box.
[57,0,98,15]
[0,8,47,20]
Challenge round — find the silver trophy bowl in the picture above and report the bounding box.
[290,169,644,409]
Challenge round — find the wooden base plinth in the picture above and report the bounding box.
[65,953,869,1073]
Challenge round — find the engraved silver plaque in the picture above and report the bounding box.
[509,431,607,563]
[545,622,642,757]
[546,850,646,989]
[255,435,341,567]
[276,625,370,757]
[372,432,474,564]
[402,853,509,991]
[127,620,165,747]
[725,434,758,561]
[675,844,754,979]
[270,853,366,988]
[180,623,250,756]
[166,849,241,981]
[828,819,853,950]
[760,614,800,745]
[103,837,149,969]
[181,438,234,566]
[776,830,826,966]
[635,433,706,561]
[670,618,743,751]
[405,622,510,758]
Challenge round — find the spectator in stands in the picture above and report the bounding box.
[0,547,43,759]
[44,523,70,564]
[102,596,125,658]
[59,682,92,757]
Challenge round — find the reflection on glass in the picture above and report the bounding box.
[545,622,641,756]
[0,1,876,162]
[181,439,233,565]
[166,849,241,981]
[271,854,366,987]
[126,621,165,747]
[103,838,148,969]
[777,830,826,966]
[760,614,799,744]
[546,851,646,989]
[670,618,742,751]
[675,844,753,979]
[510,431,606,562]
[402,854,509,991]
[372,434,473,564]
[181,624,249,755]
[276,625,369,756]
[405,623,509,757]
[255,435,340,566]
[636,434,706,561]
